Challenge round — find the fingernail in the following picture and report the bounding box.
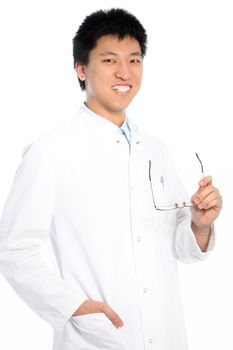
[118,320,124,327]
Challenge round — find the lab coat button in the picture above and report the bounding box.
[116,140,120,143]
[136,141,140,144]
[148,338,153,343]
[136,236,141,242]
[143,288,148,293]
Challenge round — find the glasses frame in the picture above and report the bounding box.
[149,153,204,211]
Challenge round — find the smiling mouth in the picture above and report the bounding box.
[112,85,132,93]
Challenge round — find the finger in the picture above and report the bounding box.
[192,186,216,205]
[193,181,214,201]
[199,175,212,188]
[102,303,124,328]
[199,186,217,200]
[205,198,222,210]
[196,192,220,210]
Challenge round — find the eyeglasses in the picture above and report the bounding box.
[149,153,204,211]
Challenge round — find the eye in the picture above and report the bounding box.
[130,59,142,64]
[103,59,115,64]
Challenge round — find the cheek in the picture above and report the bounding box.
[134,69,143,86]
[85,75,101,94]
[133,75,142,93]
[86,68,111,92]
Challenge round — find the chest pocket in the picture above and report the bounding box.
[149,178,178,233]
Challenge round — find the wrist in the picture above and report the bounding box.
[191,221,212,237]
[72,299,89,316]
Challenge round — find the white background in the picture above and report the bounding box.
[0,1,232,349]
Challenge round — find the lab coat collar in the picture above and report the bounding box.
[79,103,141,147]
[81,103,122,136]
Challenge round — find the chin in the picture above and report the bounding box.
[114,99,134,112]
[112,105,130,115]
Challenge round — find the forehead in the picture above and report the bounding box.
[92,34,141,55]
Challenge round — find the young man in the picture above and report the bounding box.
[0,8,222,350]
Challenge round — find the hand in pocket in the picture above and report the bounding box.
[72,300,124,328]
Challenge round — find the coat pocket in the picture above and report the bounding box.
[149,181,177,232]
[70,313,128,350]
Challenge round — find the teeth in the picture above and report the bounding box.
[112,85,130,92]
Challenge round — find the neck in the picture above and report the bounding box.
[84,101,126,127]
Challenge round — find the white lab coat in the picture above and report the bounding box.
[0,105,214,350]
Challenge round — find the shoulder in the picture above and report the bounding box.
[22,108,87,162]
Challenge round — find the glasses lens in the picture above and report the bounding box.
[156,205,177,211]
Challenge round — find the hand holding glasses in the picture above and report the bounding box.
[149,153,204,211]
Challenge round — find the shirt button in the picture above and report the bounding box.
[116,140,120,143]
[130,186,134,191]
[148,338,153,343]
[136,236,141,242]
[143,288,148,293]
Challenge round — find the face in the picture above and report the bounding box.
[76,35,143,125]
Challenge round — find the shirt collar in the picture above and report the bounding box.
[81,103,131,140]
[79,103,142,149]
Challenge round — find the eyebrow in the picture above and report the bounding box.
[99,51,142,57]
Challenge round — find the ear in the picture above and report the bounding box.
[75,63,86,81]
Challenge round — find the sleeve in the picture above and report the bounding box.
[175,210,215,263]
[161,144,215,263]
[0,144,87,330]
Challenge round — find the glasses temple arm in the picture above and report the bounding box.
[149,160,157,209]
[195,153,204,177]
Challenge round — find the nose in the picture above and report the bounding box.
[115,62,131,81]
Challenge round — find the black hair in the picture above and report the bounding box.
[72,8,147,90]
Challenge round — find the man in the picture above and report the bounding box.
[0,8,222,350]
